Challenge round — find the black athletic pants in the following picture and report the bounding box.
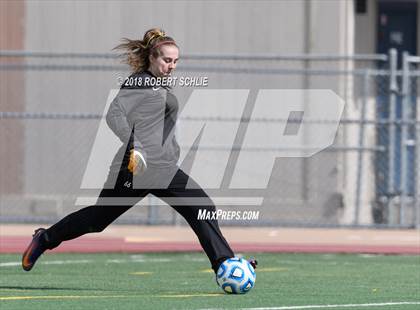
[44,168,234,272]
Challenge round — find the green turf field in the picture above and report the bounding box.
[0,252,419,310]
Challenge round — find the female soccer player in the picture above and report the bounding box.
[22,28,256,274]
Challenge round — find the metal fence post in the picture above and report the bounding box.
[400,52,410,226]
[410,56,420,228]
[354,69,370,226]
[147,196,157,224]
[416,92,420,228]
[387,49,398,215]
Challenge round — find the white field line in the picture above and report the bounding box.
[1,256,416,268]
[198,301,420,310]
[0,260,92,267]
[0,255,206,267]
[0,259,158,267]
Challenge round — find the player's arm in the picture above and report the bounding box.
[106,90,147,174]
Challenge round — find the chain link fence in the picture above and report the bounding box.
[0,49,418,228]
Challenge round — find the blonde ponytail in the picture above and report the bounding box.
[114,28,177,73]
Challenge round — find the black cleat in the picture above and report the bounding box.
[248,258,258,269]
[22,228,47,271]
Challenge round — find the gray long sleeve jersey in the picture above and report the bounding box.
[106,71,180,173]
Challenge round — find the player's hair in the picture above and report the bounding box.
[114,28,178,73]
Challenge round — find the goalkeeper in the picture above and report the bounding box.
[22,28,253,274]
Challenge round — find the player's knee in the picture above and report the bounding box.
[88,223,107,233]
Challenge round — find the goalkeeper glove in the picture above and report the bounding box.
[128,149,147,175]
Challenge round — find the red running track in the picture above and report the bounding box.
[1,235,419,255]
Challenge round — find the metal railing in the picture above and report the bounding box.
[0,49,418,228]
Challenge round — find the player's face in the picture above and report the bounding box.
[149,45,179,77]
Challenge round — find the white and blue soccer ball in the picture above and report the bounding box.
[216,257,256,294]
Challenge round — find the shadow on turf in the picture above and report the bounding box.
[0,285,129,292]
[0,286,225,296]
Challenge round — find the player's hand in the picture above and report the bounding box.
[128,149,147,175]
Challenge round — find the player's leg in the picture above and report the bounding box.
[22,169,149,271]
[41,195,139,250]
[151,169,234,273]
[21,202,134,271]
